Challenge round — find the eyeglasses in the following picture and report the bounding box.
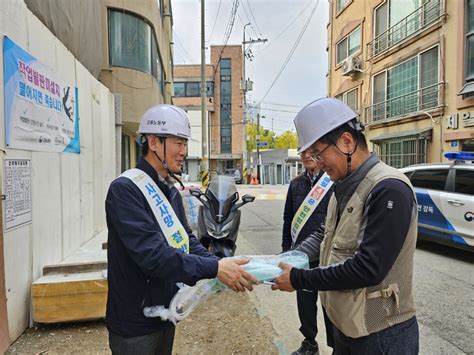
[309,144,331,162]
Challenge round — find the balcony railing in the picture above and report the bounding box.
[368,0,443,59]
[364,82,444,124]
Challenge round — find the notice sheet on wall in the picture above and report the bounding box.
[4,159,32,231]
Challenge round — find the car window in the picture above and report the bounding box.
[454,169,474,195]
[410,169,448,190]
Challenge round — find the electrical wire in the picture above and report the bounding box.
[239,1,260,39]
[207,0,223,44]
[248,106,299,114]
[261,101,302,108]
[173,30,194,63]
[254,0,313,57]
[257,0,320,105]
[246,0,262,36]
[212,0,240,80]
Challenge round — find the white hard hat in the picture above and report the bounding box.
[294,97,357,154]
[138,104,191,139]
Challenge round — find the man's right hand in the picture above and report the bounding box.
[217,258,258,292]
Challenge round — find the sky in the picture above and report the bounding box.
[172,0,329,134]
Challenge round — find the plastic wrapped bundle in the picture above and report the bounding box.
[143,251,309,324]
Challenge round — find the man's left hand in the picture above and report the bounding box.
[271,262,295,292]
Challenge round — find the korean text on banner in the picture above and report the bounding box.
[3,36,80,153]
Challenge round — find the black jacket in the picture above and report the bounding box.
[282,170,332,252]
[105,158,219,338]
[290,154,415,292]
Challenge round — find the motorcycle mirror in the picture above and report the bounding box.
[189,188,203,198]
[241,194,255,203]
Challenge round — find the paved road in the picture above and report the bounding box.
[235,186,474,354]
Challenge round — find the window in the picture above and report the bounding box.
[462,139,474,151]
[221,59,231,69]
[467,0,474,81]
[460,0,474,97]
[108,10,164,91]
[220,81,231,103]
[135,141,141,164]
[410,169,448,190]
[121,134,130,172]
[454,169,474,194]
[374,136,427,168]
[186,82,200,97]
[173,81,214,97]
[336,26,361,64]
[336,0,350,13]
[220,59,232,153]
[335,88,359,112]
[206,81,214,96]
[370,46,439,121]
[174,82,185,97]
[372,0,442,57]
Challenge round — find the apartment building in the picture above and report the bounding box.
[327,0,474,167]
[174,45,245,179]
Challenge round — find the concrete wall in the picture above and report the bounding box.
[24,0,103,78]
[0,0,116,344]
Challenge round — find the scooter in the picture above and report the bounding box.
[189,175,255,257]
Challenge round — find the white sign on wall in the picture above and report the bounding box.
[3,36,80,153]
[4,159,32,231]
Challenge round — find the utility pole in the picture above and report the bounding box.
[242,35,267,182]
[200,0,209,185]
[271,117,274,148]
[242,23,250,183]
[256,112,261,182]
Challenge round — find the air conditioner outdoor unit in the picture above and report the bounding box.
[342,55,363,76]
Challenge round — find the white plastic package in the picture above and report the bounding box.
[143,251,309,324]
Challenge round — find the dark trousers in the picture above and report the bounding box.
[296,289,318,342]
[323,307,335,349]
[108,325,176,355]
[332,316,419,355]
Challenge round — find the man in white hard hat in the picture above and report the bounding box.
[105,104,257,354]
[272,98,419,354]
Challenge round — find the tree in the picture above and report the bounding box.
[246,122,275,151]
[274,130,298,149]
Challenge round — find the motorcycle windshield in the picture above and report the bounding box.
[205,175,239,222]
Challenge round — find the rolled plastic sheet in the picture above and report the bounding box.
[143,251,309,324]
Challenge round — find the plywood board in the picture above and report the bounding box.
[31,272,107,323]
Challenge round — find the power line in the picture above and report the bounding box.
[246,0,262,36]
[212,0,239,80]
[207,0,223,44]
[173,30,194,63]
[248,106,299,114]
[221,0,239,44]
[261,116,294,123]
[254,0,313,57]
[261,101,303,109]
[239,1,260,39]
[191,122,243,128]
[258,0,319,105]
